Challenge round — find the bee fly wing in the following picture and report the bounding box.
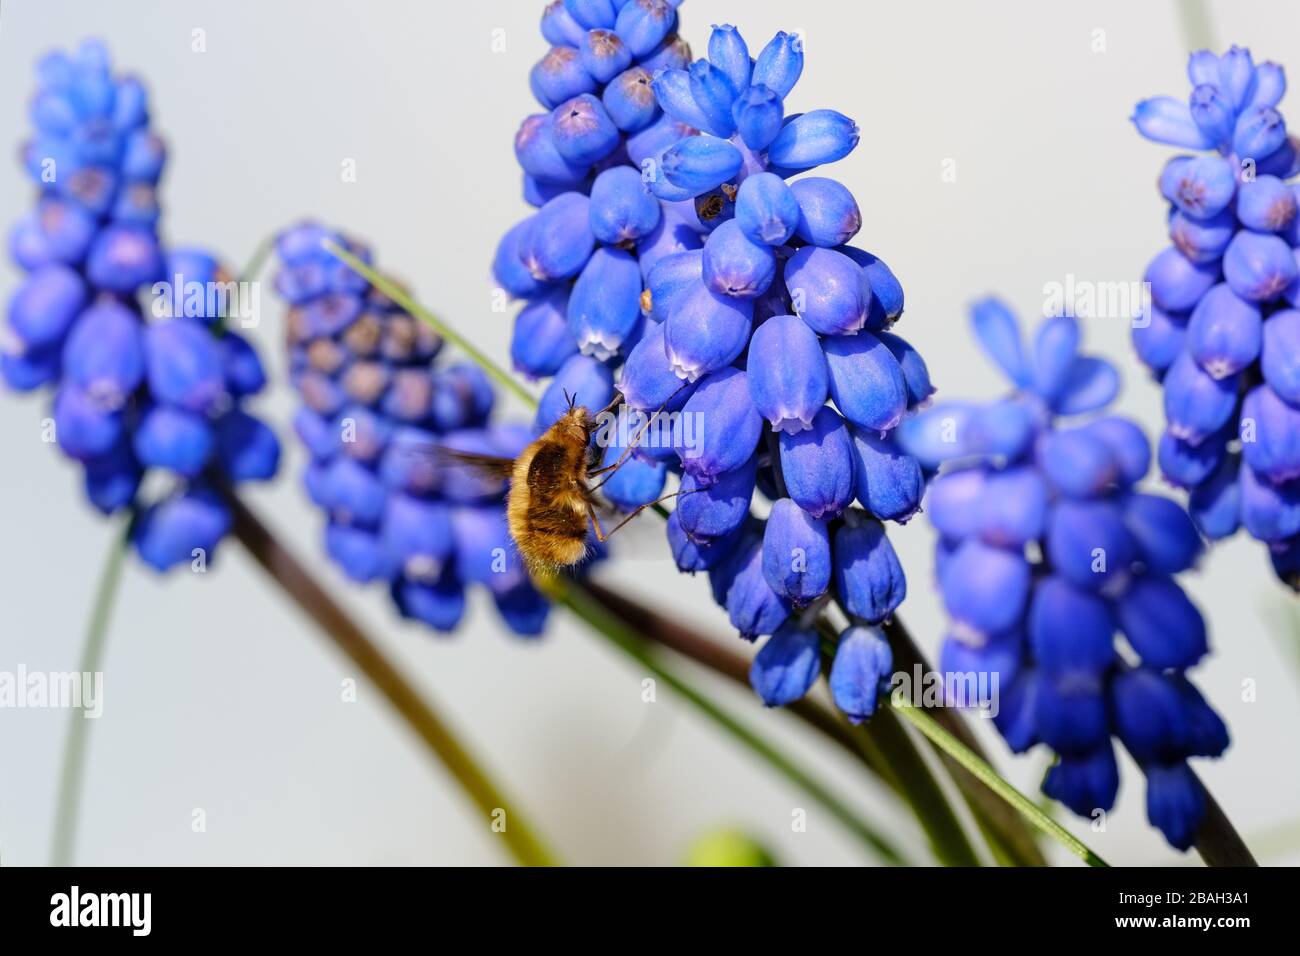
[387,439,515,478]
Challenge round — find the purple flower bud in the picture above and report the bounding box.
[660,134,742,195]
[519,192,595,283]
[53,385,122,460]
[1186,283,1262,379]
[734,171,799,246]
[876,332,933,408]
[536,353,615,430]
[1084,417,1151,485]
[1169,209,1234,263]
[1145,246,1220,312]
[133,486,232,573]
[1189,454,1241,539]
[1163,155,1237,220]
[993,672,1039,753]
[1145,762,1204,852]
[602,65,658,133]
[321,456,387,528]
[1158,428,1226,488]
[1217,45,1256,107]
[493,219,549,298]
[747,313,827,432]
[822,330,908,433]
[394,574,465,632]
[121,130,165,182]
[1223,231,1297,301]
[940,538,1029,637]
[751,32,804,99]
[589,166,660,244]
[85,224,163,293]
[688,60,739,138]
[1029,575,1116,678]
[551,93,620,165]
[1162,351,1240,444]
[651,68,714,133]
[567,246,642,360]
[1131,302,1186,374]
[1111,669,1190,766]
[768,109,859,170]
[61,299,145,407]
[614,0,675,57]
[326,523,387,582]
[732,84,784,151]
[969,296,1030,388]
[379,494,453,582]
[639,32,691,75]
[514,114,588,186]
[1131,96,1212,148]
[1031,314,1080,403]
[724,534,792,640]
[790,177,861,248]
[702,219,776,299]
[785,245,869,334]
[1232,105,1287,160]
[1240,460,1300,541]
[493,581,550,636]
[1046,498,1137,591]
[638,202,701,266]
[7,264,86,351]
[829,626,893,724]
[834,514,907,624]
[678,367,763,484]
[1038,428,1120,498]
[667,508,729,572]
[216,409,281,482]
[849,425,924,523]
[562,0,614,31]
[145,317,225,414]
[750,621,821,706]
[762,498,831,605]
[617,320,694,413]
[133,405,214,477]
[1042,746,1119,816]
[530,46,596,109]
[83,440,140,514]
[779,406,855,520]
[927,468,985,541]
[1123,493,1203,573]
[1188,83,1234,146]
[677,454,755,540]
[596,425,668,513]
[512,287,579,379]
[1236,174,1297,232]
[644,247,701,319]
[939,627,1023,700]
[1119,575,1208,670]
[1171,673,1230,756]
[1262,308,1300,404]
[707,24,751,94]
[664,284,752,381]
[1241,384,1300,483]
[579,29,632,84]
[844,248,904,327]
[978,466,1048,547]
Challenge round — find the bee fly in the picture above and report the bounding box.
[427,389,689,573]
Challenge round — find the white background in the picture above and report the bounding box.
[1,0,1297,866]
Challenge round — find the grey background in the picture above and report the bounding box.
[1,0,1297,866]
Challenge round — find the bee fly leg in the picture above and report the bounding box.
[587,487,702,542]
[588,384,692,492]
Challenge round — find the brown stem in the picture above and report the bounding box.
[224,489,557,867]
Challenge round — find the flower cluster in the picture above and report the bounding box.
[1132,46,1300,587]
[494,2,925,721]
[276,224,549,636]
[898,299,1229,850]
[3,40,279,571]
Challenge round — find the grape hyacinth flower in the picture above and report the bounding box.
[277,223,549,636]
[1132,45,1300,587]
[898,299,1229,850]
[3,41,279,571]
[495,2,927,719]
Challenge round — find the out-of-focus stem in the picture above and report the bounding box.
[225,489,558,867]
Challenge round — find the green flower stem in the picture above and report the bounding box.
[890,697,1110,867]
[584,579,976,865]
[880,616,1048,867]
[225,489,558,866]
[50,513,132,866]
[323,240,537,407]
[548,577,909,865]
